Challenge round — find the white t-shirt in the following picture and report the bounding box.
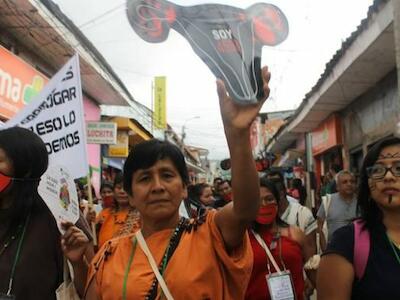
[281,200,317,235]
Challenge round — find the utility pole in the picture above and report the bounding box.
[181,116,200,146]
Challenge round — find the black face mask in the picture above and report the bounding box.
[127,0,289,103]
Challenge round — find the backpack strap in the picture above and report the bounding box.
[353,219,370,280]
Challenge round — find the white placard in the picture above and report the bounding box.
[38,165,80,232]
[5,54,88,179]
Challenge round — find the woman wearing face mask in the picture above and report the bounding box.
[96,173,141,248]
[317,137,400,299]
[245,178,309,300]
[0,127,92,299]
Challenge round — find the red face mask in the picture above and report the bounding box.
[0,172,39,193]
[102,195,114,208]
[256,203,278,225]
[0,172,13,193]
[223,193,232,202]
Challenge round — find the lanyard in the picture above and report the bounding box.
[386,232,400,266]
[121,228,177,300]
[122,238,138,300]
[5,214,30,296]
[252,230,287,274]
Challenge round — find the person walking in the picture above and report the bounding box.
[0,127,92,298]
[79,66,271,299]
[317,170,357,251]
[96,173,141,248]
[317,136,400,299]
[246,178,312,300]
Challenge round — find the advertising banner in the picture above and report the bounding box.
[0,46,48,119]
[153,76,167,129]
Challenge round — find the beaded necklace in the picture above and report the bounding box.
[121,217,186,300]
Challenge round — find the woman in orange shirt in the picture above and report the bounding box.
[70,66,271,299]
[96,174,140,248]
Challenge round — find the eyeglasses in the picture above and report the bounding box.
[366,162,400,179]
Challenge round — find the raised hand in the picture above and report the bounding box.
[217,66,271,132]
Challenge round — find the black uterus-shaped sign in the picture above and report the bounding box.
[127,0,289,104]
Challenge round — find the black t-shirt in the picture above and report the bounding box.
[0,199,92,299]
[324,222,400,300]
[0,199,63,299]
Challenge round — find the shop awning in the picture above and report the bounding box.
[110,117,152,141]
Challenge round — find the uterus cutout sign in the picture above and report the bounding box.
[127,0,289,104]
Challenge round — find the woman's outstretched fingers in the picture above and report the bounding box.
[262,66,271,101]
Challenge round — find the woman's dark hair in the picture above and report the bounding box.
[257,178,288,228]
[292,178,307,206]
[100,181,113,192]
[188,183,210,205]
[113,173,124,189]
[111,173,125,208]
[358,136,400,229]
[0,127,48,228]
[123,139,189,196]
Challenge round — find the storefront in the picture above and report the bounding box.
[311,114,343,180]
[101,116,152,182]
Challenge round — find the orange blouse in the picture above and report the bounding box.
[96,207,141,248]
[87,210,253,299]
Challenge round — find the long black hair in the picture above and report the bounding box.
[358,136,400,229]
[188,183,209,205]
[0,127,48,230]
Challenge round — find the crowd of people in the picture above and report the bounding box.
[1,65,400,300]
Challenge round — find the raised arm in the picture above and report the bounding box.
[215,67,270,251]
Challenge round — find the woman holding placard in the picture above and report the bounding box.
[0,127,91,299]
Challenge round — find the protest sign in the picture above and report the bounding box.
[127,0,288,103]
[5,54,88,178]
[38,165,80,232]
